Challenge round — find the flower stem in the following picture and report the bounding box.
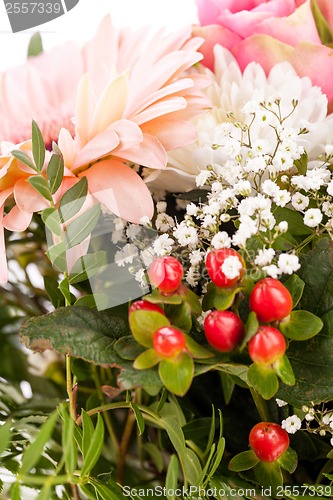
[66,354,77,421]
[250,388,271,422]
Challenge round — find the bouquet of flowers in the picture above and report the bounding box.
[1,1,333,498]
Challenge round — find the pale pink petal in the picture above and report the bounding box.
[116,133,167,169]
[3,205,32,231]
[66,237,91,274]
[109,120,143,151]
[81,160,154,223]
[192,25,242,71]
[196,0,224,26]
[72,126,120,171]
[58,128,76,168]
[14,179,50,213]
[131,97,187,126]
[141,119,197,150]
[0,206,8,283]
[90,74,129,138]
[74,74,97,149]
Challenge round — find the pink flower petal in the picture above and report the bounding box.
[0,207,8,283]
[141,119,197,150]
[108,119,143,151]
[72,126,120,171]
[192,25,242,71]
[80,159,154,223]
[3,205,32,231]
[74,74,97,149]
[132,97,187,126]
[14,179,50,213]
[58,128,76,168]
[116,133,167,169]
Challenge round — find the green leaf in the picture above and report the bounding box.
[59,176,88,223]
[254,460,283,492]
[0,422,11,456]
[32,120,46,171]
[28,32,43,57]
[9,482,21,500]
[293,150,308,176]
[144,289,182,305]
[19,306,130,367]
[274,207,312,236]
[133,348,160,369]
[27,175,52,202]
[283,274,305,309]
[159,352,194,396]
[59,278,72,305]
[166,302,192,333]
[277,446,298,473]
[47,153,64,194]
[166,455,179,499]
[130,402,145,435]
[177,284,202,315]
[280,310,323,340]
[311,0,333,44]
[65,204,101,249]
[81,413,104,476]
[220,373,235,405]
[46,240,67,272]
[240,311,259,350]
[69,251,107,284]
[176,188,209,201]
[20,411,58,475]
[129,310,170,348]
[41,207,61,236]
[185,448,203,486]
[143,442,164,473]
[11,150,37,171]
[81,409,95,458]
[36,484,52,500]
[206,437,225,481]
[228,449,259,471]
[184,334,213,359]
[114,336,145,361]
[247,364,279,400]
[202,282,242,311]
[59,404,77,474]
[74,294,109,309]
[273,355,295,386]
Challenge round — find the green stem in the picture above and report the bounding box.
[250,388,271,422]
[66,355,77,421]
[75,402,161,427]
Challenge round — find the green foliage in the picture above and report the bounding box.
[27,32,43,57]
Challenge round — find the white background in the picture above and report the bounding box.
[0,0,199,70]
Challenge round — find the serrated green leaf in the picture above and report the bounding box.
[133,348,160,369]
[28,32,43,57]
[20,411,58,475]
[247,364,279,400]
[228,449,259,472]
[130,402,145,435]
[65,204,100,249]
[32,120,46,171]
[59,177,88,223]
[41,207,61,236]
[129,310,170,348]
[69,251,106,284]
[184,334,213,359]
[240,311,259,350]
[277,446,298,473]
[11,149,37,171]
[273,355,295,386]
[27,175,52,202]
[47,154,64,194]
[81,413,104,476]
[254,460,283,492]
[280,310,323,340]
[159,352,194,396]
[283,274,305,308]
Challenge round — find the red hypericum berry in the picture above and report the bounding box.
[128,300,165,317]
[204,310,244,352]
[249,278,293,323]
[148,256,183,294]
[206,248,245,288]
[248,325,286,365]
[249,422,290,462]
[153,326,186,358]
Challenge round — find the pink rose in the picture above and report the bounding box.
[194,0,333,107]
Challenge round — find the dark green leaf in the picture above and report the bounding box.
[32,120,46,171]
[247,364,279,400]
[277,446,298,473]
[47,153,64,194]
[220,373,235,405]
[59,177,88,223]
[177,284,202,315]
[159,352,194,396]
[133,348,160,370]
[166,302,192,333]
[228,449,259,471]
[28,32,43,57]
[254,460,283,492]
[176,188,209,201]
[129,310,170,348]
[81,413,104,476]
[11,150,37,171]
[273,355,295,386]
[274,207,312,236]
[280,310,323,340]
[293,150,308,175]
[69,251,107,284]
[27,175,52,202]
[114,336,145,361]
[130,402,145,435]
[74,294,109,309]
[65,204,101,249]
[240,311,259,350]
[283,274,305,309]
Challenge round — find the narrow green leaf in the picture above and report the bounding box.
[247,364,279,400]
[59,404,78,474]
[59,177,88,223]
[166,455,179,499]
[28,175,52,202]
[69,251,106,284]
[11,150,37,171]
[81,413,104,476]
[133,348,160,369]
[59,278,72,305]
[142,442,164,473]
[273,355,295,386]
[81,409,95,459]
[32,120,46,171]
[65,204,101,249]
[130,402,145,435]
[89,478,124,500]
[240,311,259,351]
[0,422,11,456]
[41,207,61,236]
[28,32,43,57]
[204,406,216,458]
[280,310,323,340]
[207,437,225,480]
[220,373,235,405]
[277,446,298,473]
[129,310,170,348]
[20,411,58,475]
[36,484,52,500]
[9,482,21,500]
[159,352,194,396]
[185,448,203,486]
[47,154,64,195]
[254,460,283,492]
[228,449,259,472]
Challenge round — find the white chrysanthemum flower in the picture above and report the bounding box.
[281,415,302,434]
[146,46,333,193]
[303,208,323,228]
